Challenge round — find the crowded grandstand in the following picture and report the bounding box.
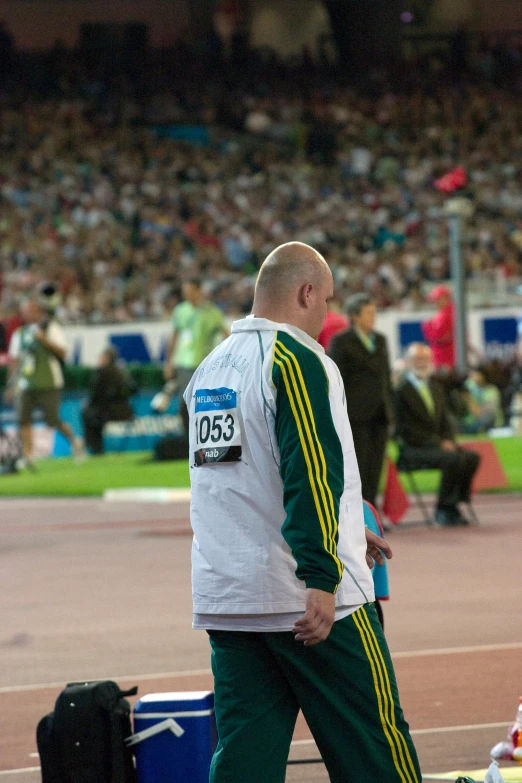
[1,35,522,335]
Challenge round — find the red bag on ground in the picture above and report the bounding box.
[382,459,409,524]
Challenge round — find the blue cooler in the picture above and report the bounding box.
[130,691,217,783]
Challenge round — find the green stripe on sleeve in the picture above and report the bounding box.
[272,331,345,593]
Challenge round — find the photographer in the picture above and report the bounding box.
[7,296,84,469]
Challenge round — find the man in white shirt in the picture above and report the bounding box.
[184,242,421,782]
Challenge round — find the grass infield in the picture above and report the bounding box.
[0,437,520,497]
[0,452,190,496]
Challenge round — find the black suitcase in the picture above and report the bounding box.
[154,435,189,461]
[37,680,138,783]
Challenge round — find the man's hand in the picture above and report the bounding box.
[365,528,392,569]
[292,588,335,646]
[441,440,456,451]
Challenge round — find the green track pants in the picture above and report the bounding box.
[208,603,421,783]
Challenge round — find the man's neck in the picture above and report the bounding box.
[251,309,314,340]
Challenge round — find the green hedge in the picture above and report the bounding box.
[0,363,165,392]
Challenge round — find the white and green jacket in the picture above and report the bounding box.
[184,316,374,615]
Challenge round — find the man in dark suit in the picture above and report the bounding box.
[329,294,393,506]
[395,343,480,526]
[82,347,135,454]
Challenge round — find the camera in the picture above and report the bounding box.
[37,282,61,315]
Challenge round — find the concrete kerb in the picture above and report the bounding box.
[103,488,192,504]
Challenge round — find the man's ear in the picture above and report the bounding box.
[298,282,313,308]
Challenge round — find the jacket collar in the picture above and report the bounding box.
[231,315,325,354]
[406,371,430,390]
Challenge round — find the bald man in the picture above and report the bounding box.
[395,343,480,525]
[184,242,421,783]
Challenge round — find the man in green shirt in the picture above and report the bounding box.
[164,279,226,435]
[8,299,84,468]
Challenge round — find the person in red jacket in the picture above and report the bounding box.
[317,300,348,350]
[421,285,455,369]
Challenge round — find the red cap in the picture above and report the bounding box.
[434,165,467,194]
[427,285,452,301]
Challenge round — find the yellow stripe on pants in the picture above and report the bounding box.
[357,607,420,782]
[352,609,416,783]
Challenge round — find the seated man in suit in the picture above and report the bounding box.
[395,343,480,526]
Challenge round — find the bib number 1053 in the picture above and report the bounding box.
[193,387,242,466]
[195,412,235,446]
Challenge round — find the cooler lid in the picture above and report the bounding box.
[134,691,214,715]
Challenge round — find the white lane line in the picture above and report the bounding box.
[0,723,513,776]
[393,641,522,658]
[289,720,511,749]
[0,668,213,694]
[0,768,40,777]
[1,641,521,694]
[411,721,510,736]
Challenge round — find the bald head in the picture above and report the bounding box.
[406,343,433,380]
[253,242,333,340]
[255,242,329,303]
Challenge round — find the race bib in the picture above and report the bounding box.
[193,387,242,466]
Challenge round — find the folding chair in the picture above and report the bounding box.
[396,442,479,527]
[395,447,434,526]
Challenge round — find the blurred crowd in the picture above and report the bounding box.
[2,41,522,328]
